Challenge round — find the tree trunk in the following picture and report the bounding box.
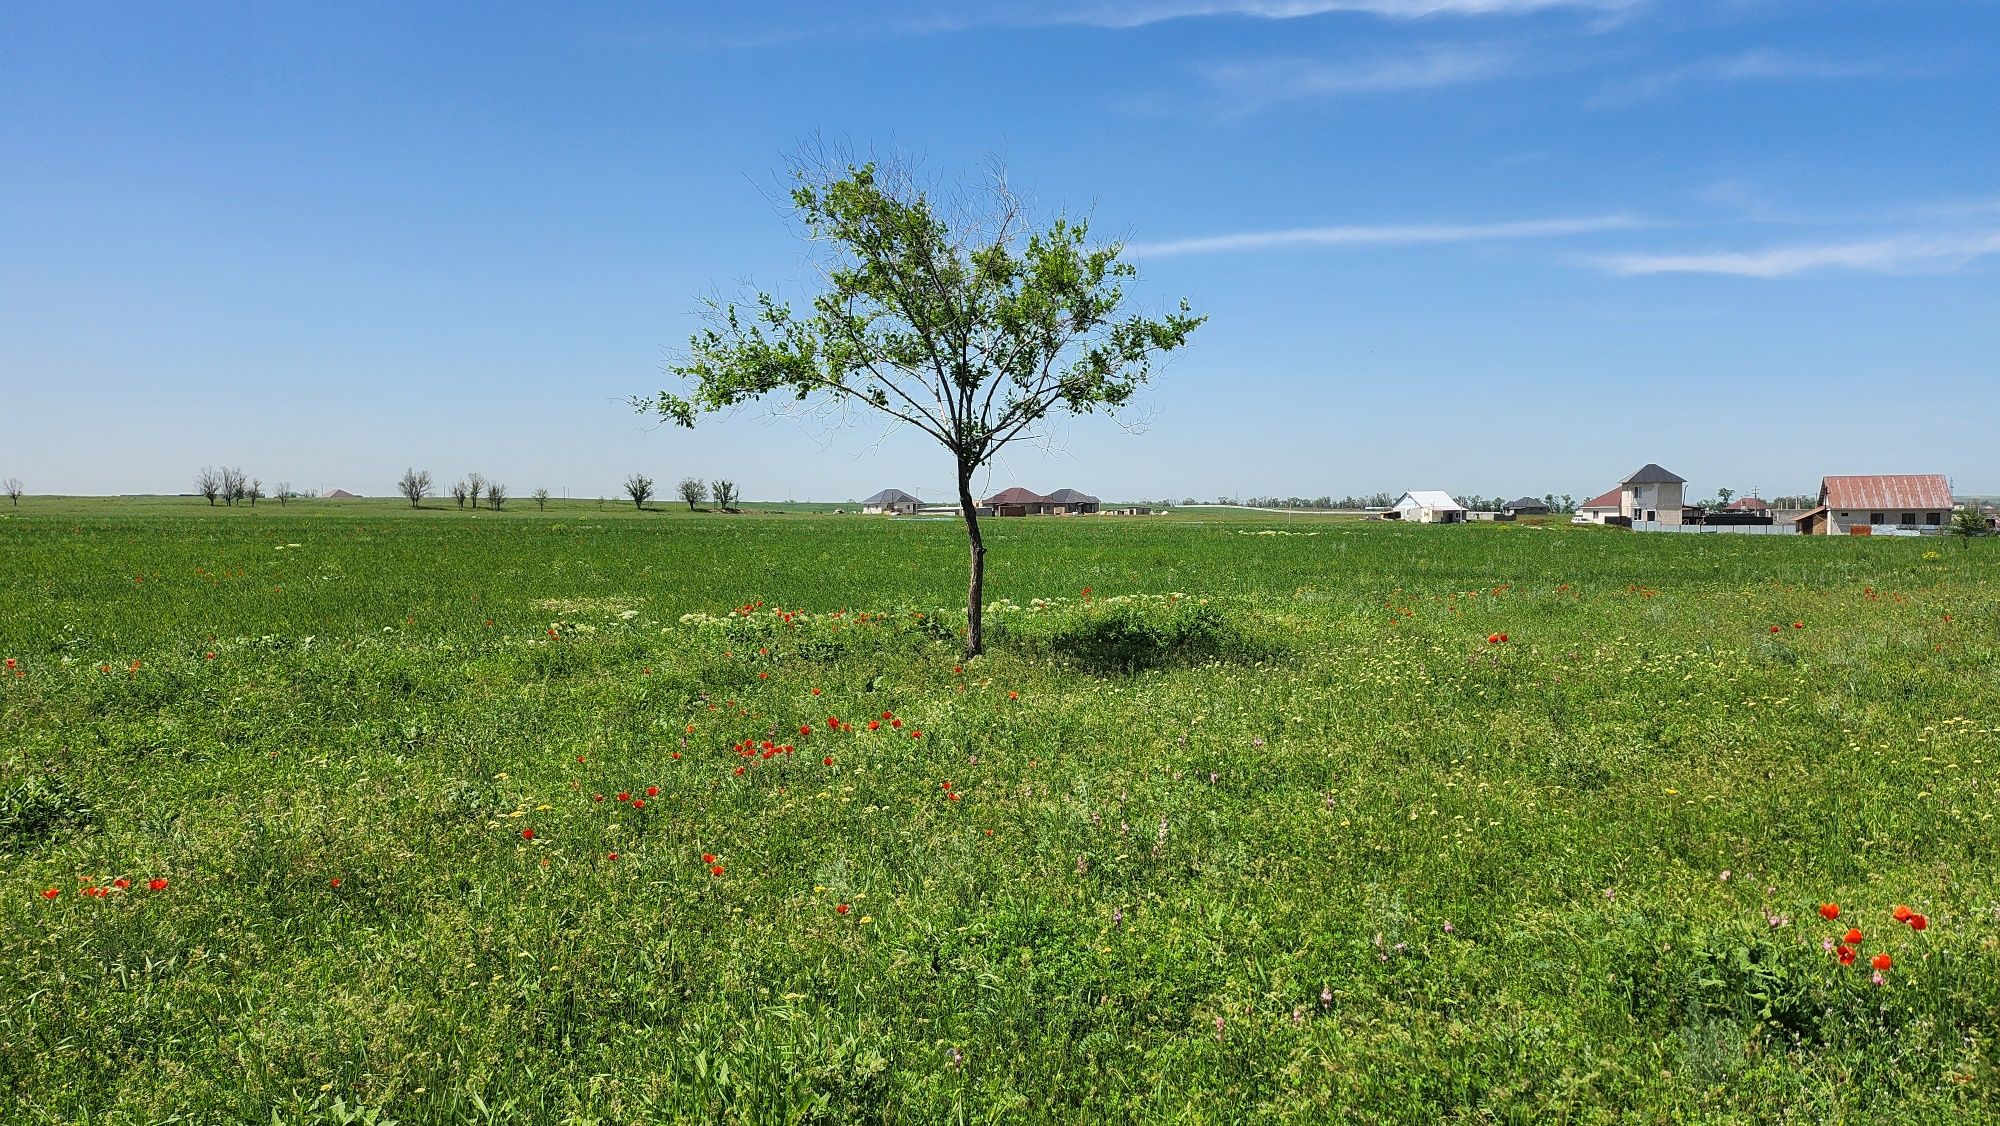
[957,465,986,657]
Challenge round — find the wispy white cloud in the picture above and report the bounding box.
[1004,0,1636,28]
[1131,214,1642,256]
[1593,48,1882,103]
[1198,45,1515,109]
[1592,230,2000,277]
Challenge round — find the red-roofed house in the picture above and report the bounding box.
[986,487,1055,517]
[1574,487,1623,525]
[1794,474,1953,535]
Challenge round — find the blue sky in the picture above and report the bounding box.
[4,1,1997,503]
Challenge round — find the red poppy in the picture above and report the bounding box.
[947,792,961,801]
[646,786,659,797]
[1844,928,1863,944]
[800,725,812,736]
[710,864,724,876]
[1008,691,1018,700]
[607,851,619,860]
[1819,903,1840,920]
[2,658,13,669]
[1793,622,1804,629]
[868,720,880,731]
[594,794,605,802]
[702,853,716,864]
[734,766,746,776]
[671,752,681,760]
[521,828,535,840]
[1769,625,1781,634]
[1871,953,1892,971]
[823,756,834,766]
[826,717,839,729]
[758,672,768,679]
[113,877,131,889]
[148,878,168,891]
[1487,634,1501,644]
[891,719,903,729]
[617,792,630,802]
[1892,904,1912,921]
[953,666,963,674]
[1837,945,1856,965]
[330,878,341,888]
[548,628,558,638]
[84,886,107,898]
[811,687,822,696]
[1909,914,1928,931]
[836,903,850,915]
[911,731,922,738]
[40,888,58,899]
[631,799,645,809]
[942,781,952,790]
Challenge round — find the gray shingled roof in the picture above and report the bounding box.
[1046,488,1098,504]
[1620,463,1686,485]
[1505,497,1547,509]
[862,489,917,505]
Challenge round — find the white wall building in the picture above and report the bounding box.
[1620,464,1687,526]
[1389,490,1468,524]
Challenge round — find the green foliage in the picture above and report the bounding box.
[1,503,1998,1121]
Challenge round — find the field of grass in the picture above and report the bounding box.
[3,500,1997,1123]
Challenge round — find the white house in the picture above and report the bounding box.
[1575,487,1623,524]
[1794,474,1953,535]
[1389,491,1467,524]
[861,488,920,515]
[1620,464,1687,526]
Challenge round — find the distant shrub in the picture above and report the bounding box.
[994,595,1274,674]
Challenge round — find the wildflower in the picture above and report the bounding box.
[800,725,812,736]
[671,752,681,760]
[911,730,922,739]
[1442,921,1454,933]
[868,720,880,731]
[1487,634,1502,644]
[645,786,659,797]
[1909,913,1928,931]
[1844,928,1863,944]
[1112,908,1124,926]
[617,792,630,802]
[1819,903,1840,920]
[711,865,724,876]
[1793,622,1804,629]
[948,1047,962,1069]
[631,799,644,809]
[1008,691,1018,700]
[40,888,58,899]
[1872,953,1892,971]
[1892,904,1913,922]
[607,852,619,860]
[2,658,12,669]
[734,766,746,776]
[1822,937,1836,951]
[702,853,716,864]
[521,828,535,840]
[1837,945,1857,965]
[205,652,216,660]
[836,903,850,915]
[1871,971,1886,986]
[148,878,168,891]
[1719,870,1731,882]
[330,878,341,888]
[811,687,821,695]
[113,877,130,889]
[1769,625,1781,634]
[891,719,903,728]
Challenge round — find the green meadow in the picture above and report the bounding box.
[2,499,1997,1124]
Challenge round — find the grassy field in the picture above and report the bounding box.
[2,500,1997,1123]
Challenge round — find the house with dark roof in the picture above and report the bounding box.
[1504,496,1550,516]
[1620,464,1687,526]
[1794,474,1953,535]
[986,486,1055,517]
[861,488,920,515]
[1046,488,1100,514]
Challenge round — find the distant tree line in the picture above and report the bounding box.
[1175,492,1580,513]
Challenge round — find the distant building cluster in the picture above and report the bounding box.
[860,487,1156,517]
[1388,464,1969,536]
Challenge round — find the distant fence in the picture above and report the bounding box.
[1631,521,1798,536]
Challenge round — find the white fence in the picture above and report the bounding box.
[1631,521,1797,535]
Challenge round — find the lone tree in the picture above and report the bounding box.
[637,157,1202,655]
[275,481,290,506]
[677,477,706,511]
[624,473,655,510]
[532,487,551,511]
[712,479,739,511]
[196,467,221,506]
[398,468,433,508]
[5,478,23,506]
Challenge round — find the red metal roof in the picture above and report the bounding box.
[1818,475,1952,511]
[1727,497,1769,511]
[1579,487,1622,510]
[986,487,1052,505]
